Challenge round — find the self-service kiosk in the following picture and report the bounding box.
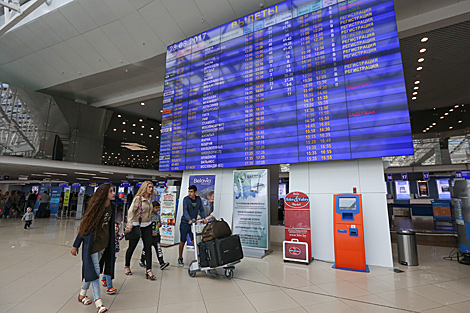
[333,193,369,272]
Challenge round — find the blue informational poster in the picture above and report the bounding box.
[49,187,62,216]
[159,0,413,171]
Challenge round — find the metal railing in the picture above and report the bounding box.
[0,82,40,156]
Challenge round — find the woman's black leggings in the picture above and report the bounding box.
[125,225,152,270]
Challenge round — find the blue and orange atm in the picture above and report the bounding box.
[333,193,369,272]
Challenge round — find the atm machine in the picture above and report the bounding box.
[451,180,470,265]
[333,193,369,272]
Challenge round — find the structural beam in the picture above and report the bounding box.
[0,0,20,12]
[0,0,47,36]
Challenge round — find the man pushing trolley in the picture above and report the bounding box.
[188,217,243,279]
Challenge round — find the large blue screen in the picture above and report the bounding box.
[159,0,414,171]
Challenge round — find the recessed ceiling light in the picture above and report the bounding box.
[122,121,126,125]
[123,130,126,133]
[156,136,159,138]
[444,113,449,115]
[76,178,90,181]
[412,92,418,95]
[440,116,444,119]
[414,86,419,90]
[94,176,109,180]
[455,105,459,108]
[429,125,433,128]
[44,172,67,176]
[449,109,453,112]
[416,67,423,71]
[458,120,463,123]
[421,37,429,42]
[418,58,424,63]
[132,131,136,134]
[139,119,143,122]
[432,123,436,125]
[423,130,426,132]
[412,97,417,100]
[419,48,427,53]
[149,135,152,137]
[449,126,453,129]
[140,133,143,136]
[426,128,430,130]
[113,129,117,131]
[133,124,136,127]
[414,81,420,84]
[74,172,96,176]
[142,125,145,128]
[141,102,145,106]
[117,114,121,118]
[100,171,114,175]
[151,128,154,130]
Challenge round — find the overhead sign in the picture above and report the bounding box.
[401,173,408,181]
[423,172,429,181]
[387,174,393,182]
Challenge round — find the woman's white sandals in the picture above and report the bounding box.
[78,289,92,305]
[95,299,108,313]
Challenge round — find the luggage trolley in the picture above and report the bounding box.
[188,220,241,279]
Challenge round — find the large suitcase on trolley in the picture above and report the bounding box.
[206,234,243,267]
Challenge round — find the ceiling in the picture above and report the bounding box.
[401,20,470,112]
[0,0,469,112]
[0,155,182,183]
[102,111,161,169]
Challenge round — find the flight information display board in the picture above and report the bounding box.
[159,0,413,171]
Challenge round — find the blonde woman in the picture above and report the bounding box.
[124,181,156,280]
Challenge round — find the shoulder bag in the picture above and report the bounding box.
[201,218,232,242]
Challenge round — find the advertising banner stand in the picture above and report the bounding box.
[283,191,313,264]
[49,187,61,217]
[233,169,271,258]
[160,191,178,246]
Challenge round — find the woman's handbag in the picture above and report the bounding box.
[125,197,143,240]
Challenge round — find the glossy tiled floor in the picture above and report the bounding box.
[1,218,470,313]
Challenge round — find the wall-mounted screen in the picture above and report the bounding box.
[436,179,451,200]
[417,180,429,197]
[338,197,356,210]
[159,0,413,171]
[395,180,410,200]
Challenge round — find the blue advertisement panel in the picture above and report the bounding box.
[188,175,216,218]
[49,187,62,216]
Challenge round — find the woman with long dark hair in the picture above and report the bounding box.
[124,181,156,280]
[71,184,116,313]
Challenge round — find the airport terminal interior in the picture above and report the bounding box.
[1,0,470,312]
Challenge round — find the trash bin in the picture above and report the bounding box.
[396,230,419,266]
